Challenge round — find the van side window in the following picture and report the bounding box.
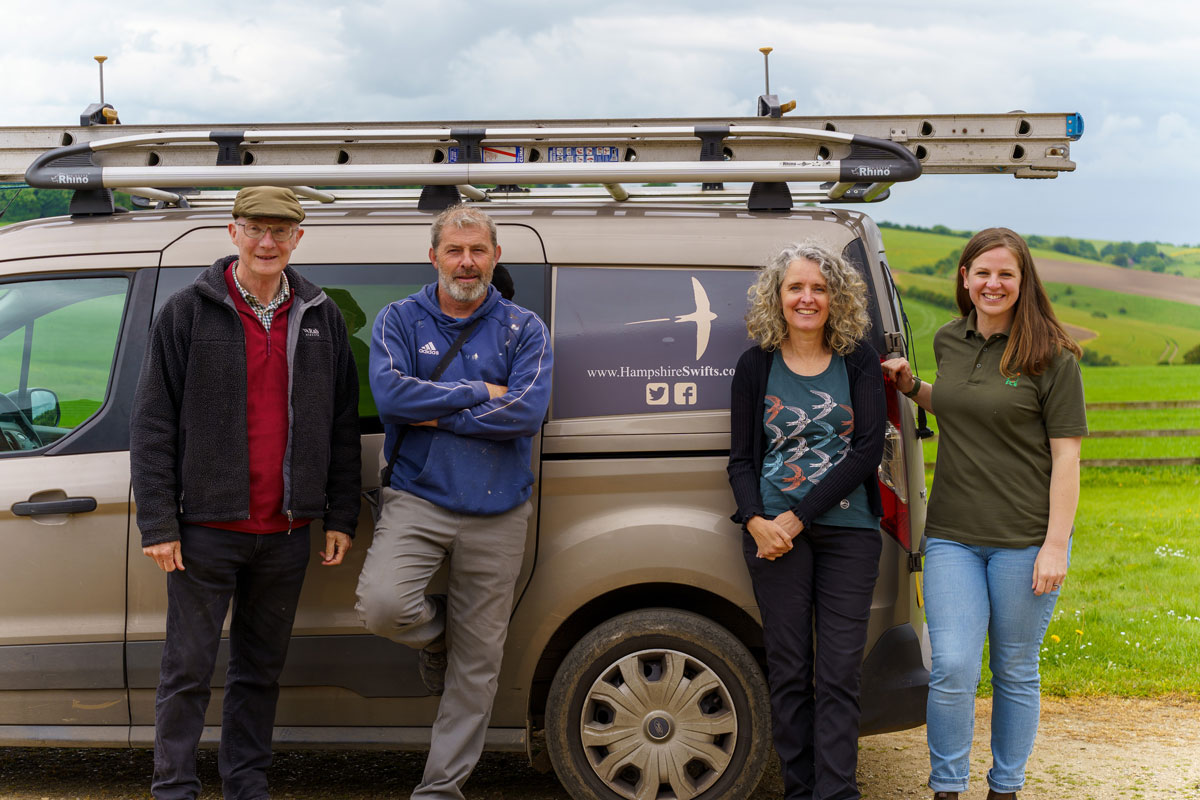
[0,276,129,453]
[295,264,429,433]
[298,263,549,433]
[842,238,886,354]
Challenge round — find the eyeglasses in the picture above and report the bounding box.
[236,222,297,241]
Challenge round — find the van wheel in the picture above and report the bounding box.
[545,609,771,800]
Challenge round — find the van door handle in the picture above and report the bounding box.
[11,497,98,516]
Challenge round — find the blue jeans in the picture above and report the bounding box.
[153,523,311,800]
[924,537,1063,794]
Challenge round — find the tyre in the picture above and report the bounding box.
[545,608,771,800]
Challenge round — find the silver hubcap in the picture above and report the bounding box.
[579,648,737,800]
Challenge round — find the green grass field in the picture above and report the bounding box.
[1045,282,1200,333]
[924,461,1200,698]
[908,356,1200,696]
[1080,364,1200,403]
[1086,408,1200,431]
[1158,245,1200,279]
[880,228,1106,273]
[1081,436,1200,460]
[0,287,125,428]
[918,431,1198,466]
[980,465,1200,696]
[879,229,973,272]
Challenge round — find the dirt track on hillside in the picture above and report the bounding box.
[1,697,1197,799]
[1033,258,1200,306]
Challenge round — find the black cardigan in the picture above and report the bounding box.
[726,340,886,528]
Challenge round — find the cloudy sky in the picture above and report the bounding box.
[2,0,1197,244]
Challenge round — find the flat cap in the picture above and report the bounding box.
[232,186,305,222]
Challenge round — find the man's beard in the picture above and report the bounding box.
[439,270,490,303]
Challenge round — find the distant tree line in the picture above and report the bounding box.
[1024,234,1174,271]
[1,187,142,223]
[0,187,70,222]
[1080,348,1120,367]
[898,236,1178,279]
[879,221,974,238]
[909,248,963,277]
[898,285,958,310]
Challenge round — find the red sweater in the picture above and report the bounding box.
[207,264,312,534]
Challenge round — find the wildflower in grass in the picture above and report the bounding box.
[1050,634,1061,643]
[1075,629,1084,636]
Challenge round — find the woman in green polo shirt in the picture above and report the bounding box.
[727,241,886,800]
[883,227,1087,800]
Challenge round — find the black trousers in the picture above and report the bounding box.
[743,522,882,800]
[152,523,311,800]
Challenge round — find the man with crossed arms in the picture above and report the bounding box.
[356,204,552,799]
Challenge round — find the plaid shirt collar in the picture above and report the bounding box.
[231,261,291,332]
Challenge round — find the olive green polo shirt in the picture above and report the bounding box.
[925,312,1088,548]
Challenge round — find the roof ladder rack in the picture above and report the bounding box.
[0,112,1082,214]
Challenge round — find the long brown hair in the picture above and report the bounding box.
[955,227,1081,377]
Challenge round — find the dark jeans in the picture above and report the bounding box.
[152,523,311,800]
[743,521,882,800]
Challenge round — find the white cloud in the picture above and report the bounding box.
[1157,112,1193,142]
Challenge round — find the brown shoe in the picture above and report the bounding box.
[933,793,959,800]
[418,635,447,696]
[985,791,1016,800]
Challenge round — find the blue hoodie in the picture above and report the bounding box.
[369,282,552,515]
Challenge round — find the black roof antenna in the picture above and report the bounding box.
[71,55,123,215]
[749,47,798,212]
[80,56,120,127]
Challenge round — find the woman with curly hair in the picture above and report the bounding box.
[883,227,1086,800]
[727,240,886,800]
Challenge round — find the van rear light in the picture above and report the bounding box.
[877,383,912,550]
[878,421,907,504]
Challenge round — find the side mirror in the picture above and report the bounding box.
[28,388,60,427]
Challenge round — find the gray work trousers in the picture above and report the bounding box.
[355,488,530,800]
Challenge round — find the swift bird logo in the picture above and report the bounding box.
[764,395,784,424]
[810,391,838,419]
[781,462,806,491]
[625,276,718,360]
[806,449,833,483]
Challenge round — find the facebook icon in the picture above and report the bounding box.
[674,382,698,405]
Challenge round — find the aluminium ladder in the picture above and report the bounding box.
[0,111,1082,213]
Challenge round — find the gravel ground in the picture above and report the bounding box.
[1,697,1197,799]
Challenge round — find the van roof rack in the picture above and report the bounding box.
[0,112,1082,216]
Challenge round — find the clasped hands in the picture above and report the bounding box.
[746,510,803,560]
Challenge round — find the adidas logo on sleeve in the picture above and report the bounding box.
[418,341,440,356]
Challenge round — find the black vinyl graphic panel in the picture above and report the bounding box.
[554,268,755,419]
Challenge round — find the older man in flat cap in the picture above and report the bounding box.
[131,186,361,800]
